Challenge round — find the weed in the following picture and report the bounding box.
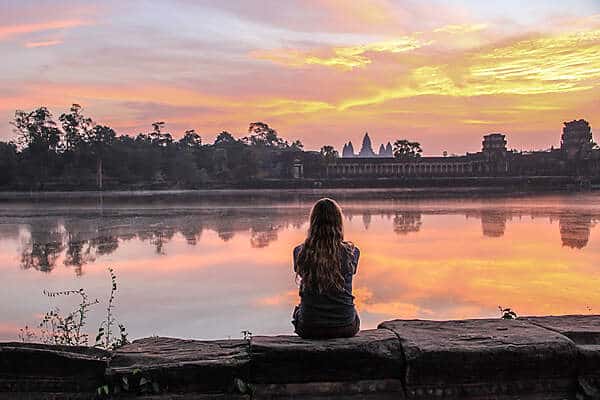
[21,267,128,350]
[95,267,128,349]
[498,306,518,320]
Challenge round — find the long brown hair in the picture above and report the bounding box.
[296,198,353,293]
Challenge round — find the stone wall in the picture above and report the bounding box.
[1,315,599,399]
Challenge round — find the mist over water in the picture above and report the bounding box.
[1,190,599,341]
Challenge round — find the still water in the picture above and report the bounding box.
[1,190,599,341]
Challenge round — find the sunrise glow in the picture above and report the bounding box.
[1,1,599,154]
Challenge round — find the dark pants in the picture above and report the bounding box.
[292,306,360,339]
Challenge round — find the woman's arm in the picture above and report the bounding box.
[293,244,303,273]
[352,247,360,274]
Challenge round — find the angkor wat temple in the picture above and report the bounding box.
[342,132,393,158]
[326,120,600,178]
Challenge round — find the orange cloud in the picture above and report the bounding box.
[25,40,63,48]
[338,29,600,110]
[0,19,90,40]
[252,36,431,70]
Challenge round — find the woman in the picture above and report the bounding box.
[292,198,360,339]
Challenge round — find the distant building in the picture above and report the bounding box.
[343,132,393,158]
[482,133,507,153]
[561,119,593,160]
[326,120,599,178]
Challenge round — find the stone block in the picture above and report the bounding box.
[379,319,578,399]
[0,342,109,395]
[252,379,406,400]
[249,329,404,385]
[523,315,600,345]
[108,337,250,394]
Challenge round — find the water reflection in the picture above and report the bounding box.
[480,210,508,238]
[393,212,422,235]
[2,193,600,340]
[9,204,598,275]
[559,214,595,249]
[20,221,65,273]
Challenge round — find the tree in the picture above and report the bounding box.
[170,150,205,186]
[149,121,173,148]
[12,107,62,186]
[214,131,236,145]
[88,125,116,189]
[393,139,422,160]
[179,130,202,150]
[13,107,61,152]
[59,104,93,152]
[246,122,288,148]
[291,140,304,151]
[0,141,17,186]
[320,145,339,162]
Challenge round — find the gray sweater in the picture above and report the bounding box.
[293,244,360,327]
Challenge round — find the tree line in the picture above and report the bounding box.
[0,105,330,190]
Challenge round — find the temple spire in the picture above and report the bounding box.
[358,132,376,157]
[342,141,355,157]
[385,142,393,157]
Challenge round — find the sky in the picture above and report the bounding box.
[1,0,599,155]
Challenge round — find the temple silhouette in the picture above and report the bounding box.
[342,132,393,158]
[327,120,599,178]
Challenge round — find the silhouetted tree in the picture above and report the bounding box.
[320,145,339,162]
[1,105,311,189]
[88,125,116,189]
[393,139,422,160]
[291,140,304,151]
[214,131,236,145]
[12,107,61,187]
[0,141,17,186]
[246,122,288,148]
[179,130,202,149]
[150,121,173,148]
[59,104,92,152]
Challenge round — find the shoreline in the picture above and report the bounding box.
[1,183,598,203]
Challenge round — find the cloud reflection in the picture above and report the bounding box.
[1,194,599,339]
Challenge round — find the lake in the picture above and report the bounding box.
[1,190,599,341]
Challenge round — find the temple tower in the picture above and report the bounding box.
[561,119,592,160]
[358,132,376,157]
[385,142,393,157]
[342,141,355,157]
[482,133,508,175]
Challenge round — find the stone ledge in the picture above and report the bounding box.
[2,315,600,399]
[250,329,404,384]
[378,318,579,399]
[0,342,109,394]
[252,379,405,400]
[107,336,250,394]
[522,315,600,345]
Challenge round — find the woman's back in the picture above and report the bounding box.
[293,244,360,328]
[291,198,361,339]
